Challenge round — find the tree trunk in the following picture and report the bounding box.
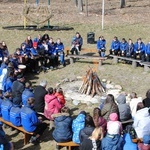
[78,0,83,12]
[73,0,78,7]
[120,0,126,8]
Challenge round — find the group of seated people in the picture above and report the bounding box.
[97,36,150,62]
[0,74,150,149]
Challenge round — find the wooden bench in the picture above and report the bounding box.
[132,138,143,143]
[0,117,33,145]
[140,62,150,72]
[109,55,141,68]
[67,54,107,70]
[56,141,79,150]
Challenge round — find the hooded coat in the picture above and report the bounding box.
[44,94,61,120]
[72,113,86,144]
[101,134,124,150]
[133,108,150,138]
[123,133,138,150]
[116,94,131,121]
[52,113,72,142]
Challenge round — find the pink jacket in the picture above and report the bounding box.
[44,94,61,120]
[107,113,123,134]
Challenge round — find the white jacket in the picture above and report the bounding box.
[133,108,150,138]
[130,97,142,118]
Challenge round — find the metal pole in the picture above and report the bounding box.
[48,0,50,28]
[102,0,104,30]
[86,0,88,17]
[24,0,27,29]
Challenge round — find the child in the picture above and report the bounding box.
[138,135,150,150]
[52,106,72,142]
[93,107,107,133]
[107,113,122,135]
[72,111,86,144]
[55,87,66,107]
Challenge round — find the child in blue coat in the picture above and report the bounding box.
[97,36,106,57]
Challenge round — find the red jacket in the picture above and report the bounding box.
[55,92,66,106]
[44,94,61,120]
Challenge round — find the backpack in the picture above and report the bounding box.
[123,125,137,139]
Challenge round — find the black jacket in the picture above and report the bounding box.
[143,98,150,108]
[34,85,47,113]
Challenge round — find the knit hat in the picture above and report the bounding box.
[107,122,120,135]
[109,113,118,121]
[33,42,37,47]
[143,135,150,144]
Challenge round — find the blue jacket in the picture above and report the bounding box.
[145,43,150,55]
[20,105,39,132]
[30,48,39,56]
[123,133,138,150]
[0,98,3,116]
[72,113,86,144]
[126,43,134,56]
[0,49,4,60]
[120,42,128,52]
[1,99,13,121]
[48,43,56,55]
[3,77,15,93]
[10,105,21,126]
[22,88,34,106]
[101,134,124,150]
[9,58,19,70]
[97,39,106,50]
[55,43,64,53]
[0,63,7,76]
[52,113,72,142]
[134,42,145,52]
[111,40,120,51]
[72,36,83,46]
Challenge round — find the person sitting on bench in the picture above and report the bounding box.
[20,97,47,144]
[120,38,128,57]
[97,36,106,57]
[110,36,120,56]
[133,38,145,62]
[145,41,150,62]
[126,39,134,58]
[70,32,83,55]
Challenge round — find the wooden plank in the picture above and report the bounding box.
[57,141,79,147]
[68,55,106,60]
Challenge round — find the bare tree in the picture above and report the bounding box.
[78,0,83,12]
[120,0,126,8]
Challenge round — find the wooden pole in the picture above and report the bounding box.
[102,0,104,30]
[78,0,83,12]
[85,0,88,16]
[24,0,27,29]
[48,0,50,28]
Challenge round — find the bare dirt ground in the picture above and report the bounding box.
[0,0,150,149]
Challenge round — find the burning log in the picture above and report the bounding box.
[79,69,106,97]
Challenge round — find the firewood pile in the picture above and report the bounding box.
[79,69,106,97]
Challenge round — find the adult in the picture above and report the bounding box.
[138,135,150,150]
[101,123,124,150]
[12,74,25,105]
[79,114,95,143]
[44,87,61,120]
[126,38,134,58]
[116,94,132,121]
[97,36,106,57]
[110,36,120,56]
[52,106,72,142]
[120,38,128,57]
[80,127,103,150]
[34,80,47,113]
[22,81,34,106]
[143,89,150,108]
[133,38,145,61]
[70,32,83,55]
[133,102,150,138]
[129,92,142,118]
[20,97,47,144]
[145,41,150,62]
[101,94,119,121]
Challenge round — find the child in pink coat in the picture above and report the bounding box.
[107,113,122,135]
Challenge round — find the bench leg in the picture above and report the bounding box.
[24,133,31,145]
[113,56,118,64]
[132,61,137,68]
[98,60,103,70]
[144,65,150,72]
[70,57,74,64]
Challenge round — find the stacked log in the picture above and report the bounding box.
[79,69,106,97]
